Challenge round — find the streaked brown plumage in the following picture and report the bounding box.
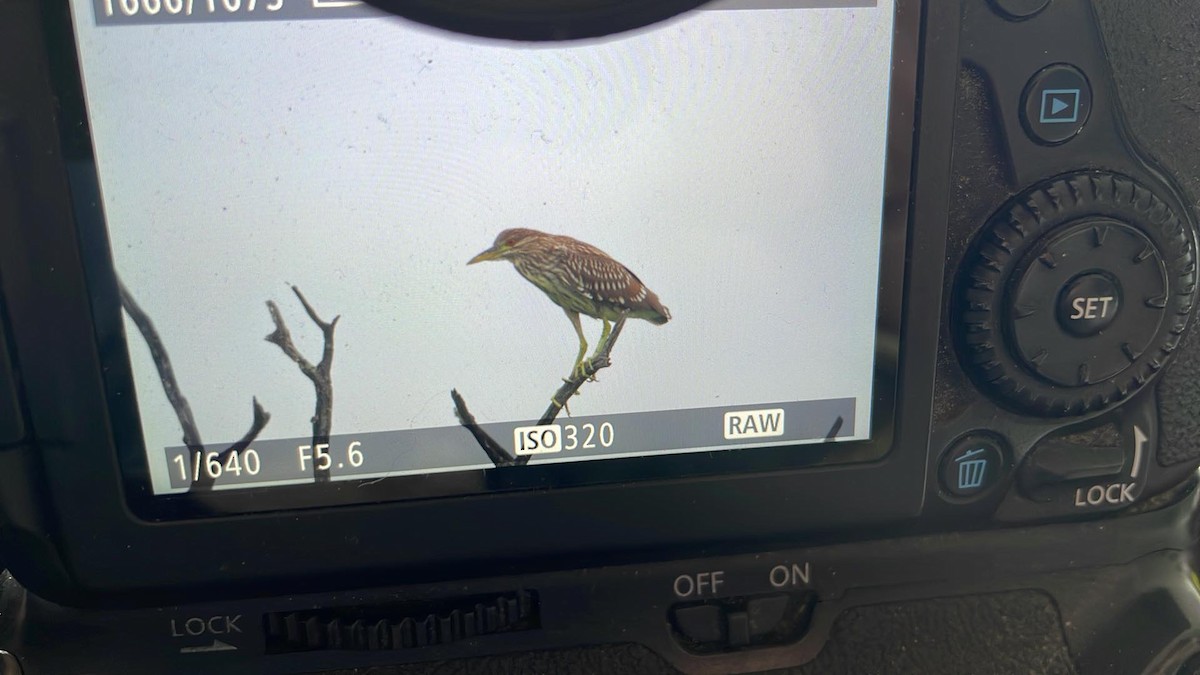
[468,228,670,377]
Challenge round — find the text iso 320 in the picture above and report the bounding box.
[514,422,614,456]
[101,0,282,19]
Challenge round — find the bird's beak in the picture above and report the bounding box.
[468,246,503,265]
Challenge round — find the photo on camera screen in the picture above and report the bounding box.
[67,0,897,494]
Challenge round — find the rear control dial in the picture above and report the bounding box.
[1008,220,1166,387]
[957,173,1197,416]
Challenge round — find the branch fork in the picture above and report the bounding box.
[121,280,337,490]
[453,316,627,467]
[265,285,339,481]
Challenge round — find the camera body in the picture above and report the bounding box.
[0,0,1199,673]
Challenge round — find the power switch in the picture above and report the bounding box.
[746,594,791,636]
[726,611,750,647]
[671,605,723,644]
[669,592,815,653]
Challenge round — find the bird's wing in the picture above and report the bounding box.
[556,242,657,312]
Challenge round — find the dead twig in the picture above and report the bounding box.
[825,416,844,441]
[452,316,627,467]
[450,389,517,467]
[191,398,271,490]
[118,279,203,452]
[266,285,339,481]
[118,278,271,491]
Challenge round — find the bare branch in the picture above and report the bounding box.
[452,316,628,468]
[825,416,844,441]
[265,300,318,383]
[191,398,272,490]
[118,279,203,453]
[118,278,271,493]
[451,389,520,467]
[265,286,337,481]
[292,285,340,376]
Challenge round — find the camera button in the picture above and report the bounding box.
[940,436,1005,499]
[1021,64,1092,145]
[0,651,20,675]
[989,0,1051,20]
[1056,273,1122,337]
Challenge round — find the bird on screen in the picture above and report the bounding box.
[468,228,671,379]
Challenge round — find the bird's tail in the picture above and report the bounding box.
[646,291,671,325]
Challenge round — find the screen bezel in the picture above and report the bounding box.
[0,0,956,604]
[54,0,920,521]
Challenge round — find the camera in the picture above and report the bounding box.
[0,0,1198,673]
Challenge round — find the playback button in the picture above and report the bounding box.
[1021,64,1092,145]
[939,436,1005,499]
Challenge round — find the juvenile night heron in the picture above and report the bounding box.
[468,228,671,378]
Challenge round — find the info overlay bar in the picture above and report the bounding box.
[90,0,876,27]
[162,397,855,490]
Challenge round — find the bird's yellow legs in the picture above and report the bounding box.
[564,313,617,383]
[566,310,589,380]
[592,319,612,359]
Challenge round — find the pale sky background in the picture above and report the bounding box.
[69,2,896,493]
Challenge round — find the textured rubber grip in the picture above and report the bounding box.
[1092,0,1200,467]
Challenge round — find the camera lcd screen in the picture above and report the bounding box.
[64,0,904,502]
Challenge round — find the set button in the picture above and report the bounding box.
[1056,273,1121,337]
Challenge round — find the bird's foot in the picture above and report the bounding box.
[561,377,588,392]
[551,395,573,416]
[571,361,592,381]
